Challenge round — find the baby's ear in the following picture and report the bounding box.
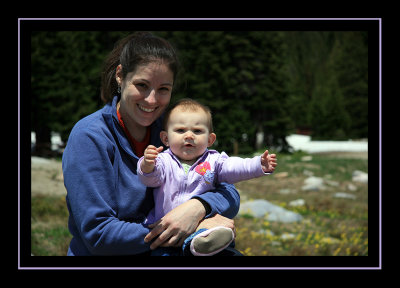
[208,133,216,147]
[160,131,169,146]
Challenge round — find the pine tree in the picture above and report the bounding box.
[332,31,368,139]
[157,31,292,154]
[31,31,126,155]
[284,31,367,140]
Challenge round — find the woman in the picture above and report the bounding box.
[62,32,240,256]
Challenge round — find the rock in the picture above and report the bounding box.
[257,229,275,237]
[31,156,52,164]
[325,180,340,187]
[301,155,313,162]
[280,233,296,241]
[302,176,325,191]
[31,157,66,197]
[274,171,289,179]
[239,199,303,223]
[303,169,314,176]
[279,188,292,195]
[289,199,306,207]
[347,183,357,191]
[56,172,64,182]
[333,192,356,200]
[352,170,368,183]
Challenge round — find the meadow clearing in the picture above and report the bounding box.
[30,150,368,256]
[234,151,368,256]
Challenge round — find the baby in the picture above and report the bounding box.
[138,98,277,256]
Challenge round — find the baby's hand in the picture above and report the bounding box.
[141,145,164,173]
[261,150,277,173]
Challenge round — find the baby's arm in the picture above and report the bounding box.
[216,150,277,184]
[140,145,164,174]
[137,145,165,188]
[260,150,277,173]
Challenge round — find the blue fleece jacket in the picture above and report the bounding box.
[62,96,240,256]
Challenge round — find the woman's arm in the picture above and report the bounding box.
[144,183,240,250]
[193,182,240,219]
[63,125,152,255]
[144,199,206,249]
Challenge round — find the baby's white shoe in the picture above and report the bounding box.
[190,226,234,256]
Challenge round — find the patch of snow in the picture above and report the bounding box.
[286,134,368,154]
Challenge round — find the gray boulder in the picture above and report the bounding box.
[352,170,368,183]
[239,199,303,223]
[301,176,326,191]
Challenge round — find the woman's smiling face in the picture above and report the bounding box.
[117,62,174,130]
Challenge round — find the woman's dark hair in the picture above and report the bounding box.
[100,32,180,103]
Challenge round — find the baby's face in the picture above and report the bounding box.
[161,108,215,162]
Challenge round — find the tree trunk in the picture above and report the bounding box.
[33,126,53,157]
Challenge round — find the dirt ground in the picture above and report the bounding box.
[31,157,66,197]
[311,151,368,160]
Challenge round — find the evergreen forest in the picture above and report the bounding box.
[30,30,368,155]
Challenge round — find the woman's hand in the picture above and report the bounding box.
[196,214,235,236]
[144,199,206,250]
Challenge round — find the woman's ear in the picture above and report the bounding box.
[160,131,169,146]
[115,64,123,86]
[208,133,216,147]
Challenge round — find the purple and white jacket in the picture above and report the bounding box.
[138,149,270,225]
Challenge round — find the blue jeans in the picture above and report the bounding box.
[150,229,242,256]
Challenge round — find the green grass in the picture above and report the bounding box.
[31,195,71,256]
[31,151,368,256]
[234,151,368,256]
